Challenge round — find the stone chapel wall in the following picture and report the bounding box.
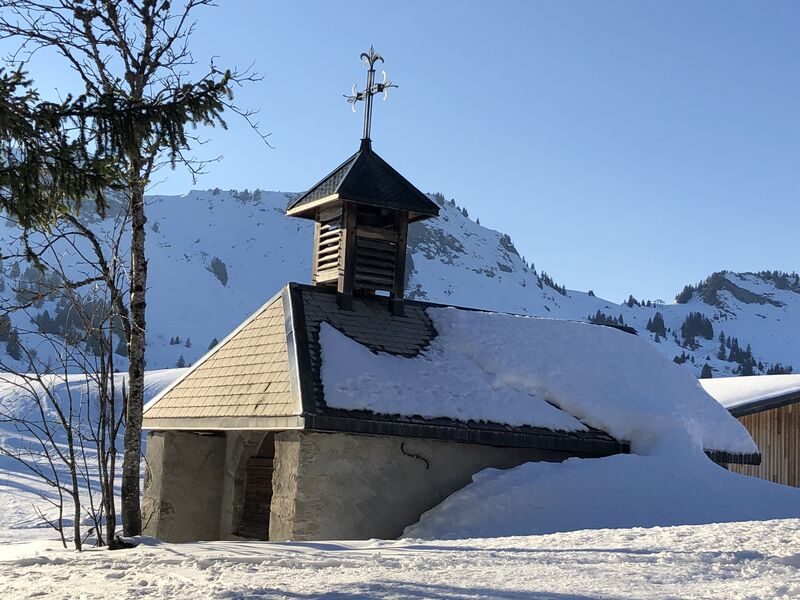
[269,430,573,541]
[142,430,226,542]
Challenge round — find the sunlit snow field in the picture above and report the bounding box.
[2,520,800,599]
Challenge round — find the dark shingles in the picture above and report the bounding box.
[287,145,440,219]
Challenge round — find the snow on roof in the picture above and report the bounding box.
[320,307,756,456]
[701,374,800,413]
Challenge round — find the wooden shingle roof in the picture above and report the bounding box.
[142,290,301,430]
[285,144,440,222]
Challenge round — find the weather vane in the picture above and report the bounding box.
[344,46,398,145]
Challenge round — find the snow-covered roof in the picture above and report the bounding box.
[701,374,800,415]
[322,305,757,457]
[143,283,757,460]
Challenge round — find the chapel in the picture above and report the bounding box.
[141,49,758,543]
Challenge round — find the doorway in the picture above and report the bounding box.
[235,432,275,539]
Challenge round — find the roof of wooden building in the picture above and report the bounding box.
[142,283,759,464]
[702,375,800,418]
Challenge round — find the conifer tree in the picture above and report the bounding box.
[0,0,266,536]
[6,328,22,361]
[717,344,727,361]
[646,312,666,337]
[0,71,114,230]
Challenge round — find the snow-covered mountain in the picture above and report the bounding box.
[1,188,797,378]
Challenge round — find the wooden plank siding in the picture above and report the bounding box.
[729,403,800,487]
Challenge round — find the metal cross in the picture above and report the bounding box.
[344,46,398,144]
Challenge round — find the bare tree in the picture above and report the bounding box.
[0,202,130,549]
[0,298,116,551]
[0,0,266,535]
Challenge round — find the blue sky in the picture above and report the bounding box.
[10,1,800,302]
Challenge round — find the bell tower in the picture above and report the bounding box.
[286,48,439,315]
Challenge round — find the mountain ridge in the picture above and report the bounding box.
[0,188,796,378]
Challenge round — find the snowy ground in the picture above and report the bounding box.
[1,519,800,599]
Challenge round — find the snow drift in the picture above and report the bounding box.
[403,453,800,539]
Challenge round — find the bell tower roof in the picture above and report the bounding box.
[286,141,440,222]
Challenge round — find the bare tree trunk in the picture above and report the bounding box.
[122,181,147,537]
[66,428,82,551]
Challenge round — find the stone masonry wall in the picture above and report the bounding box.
[142,430,226,542]
[270,430,572,541]
[268,431,302,541]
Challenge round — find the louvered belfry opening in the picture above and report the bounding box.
[311,201,409,313]
[313,206,343,286]
[353,205,406,295]
[287,142,439,314]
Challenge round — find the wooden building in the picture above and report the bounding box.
[704,377,800,487]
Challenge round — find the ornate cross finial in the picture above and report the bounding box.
[344,46,398,147]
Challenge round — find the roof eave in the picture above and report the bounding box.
[303,412,628,456]
[705,448,762,466]
[286,149,361,213]
[285,193,341,219]
[726,390,800,418]
[337,193,439,219]
[144,415,305,431]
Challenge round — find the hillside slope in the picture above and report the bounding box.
[1,189,797,377]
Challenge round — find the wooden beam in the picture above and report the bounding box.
[338,203,357,310]
[356,226,399,242]
[391,212,409,316]
[315,267,339,283]
[318,204,343,222]
[286,193,340,217]
[311,220,321,285]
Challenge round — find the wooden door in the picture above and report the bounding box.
[236,433,275,539]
